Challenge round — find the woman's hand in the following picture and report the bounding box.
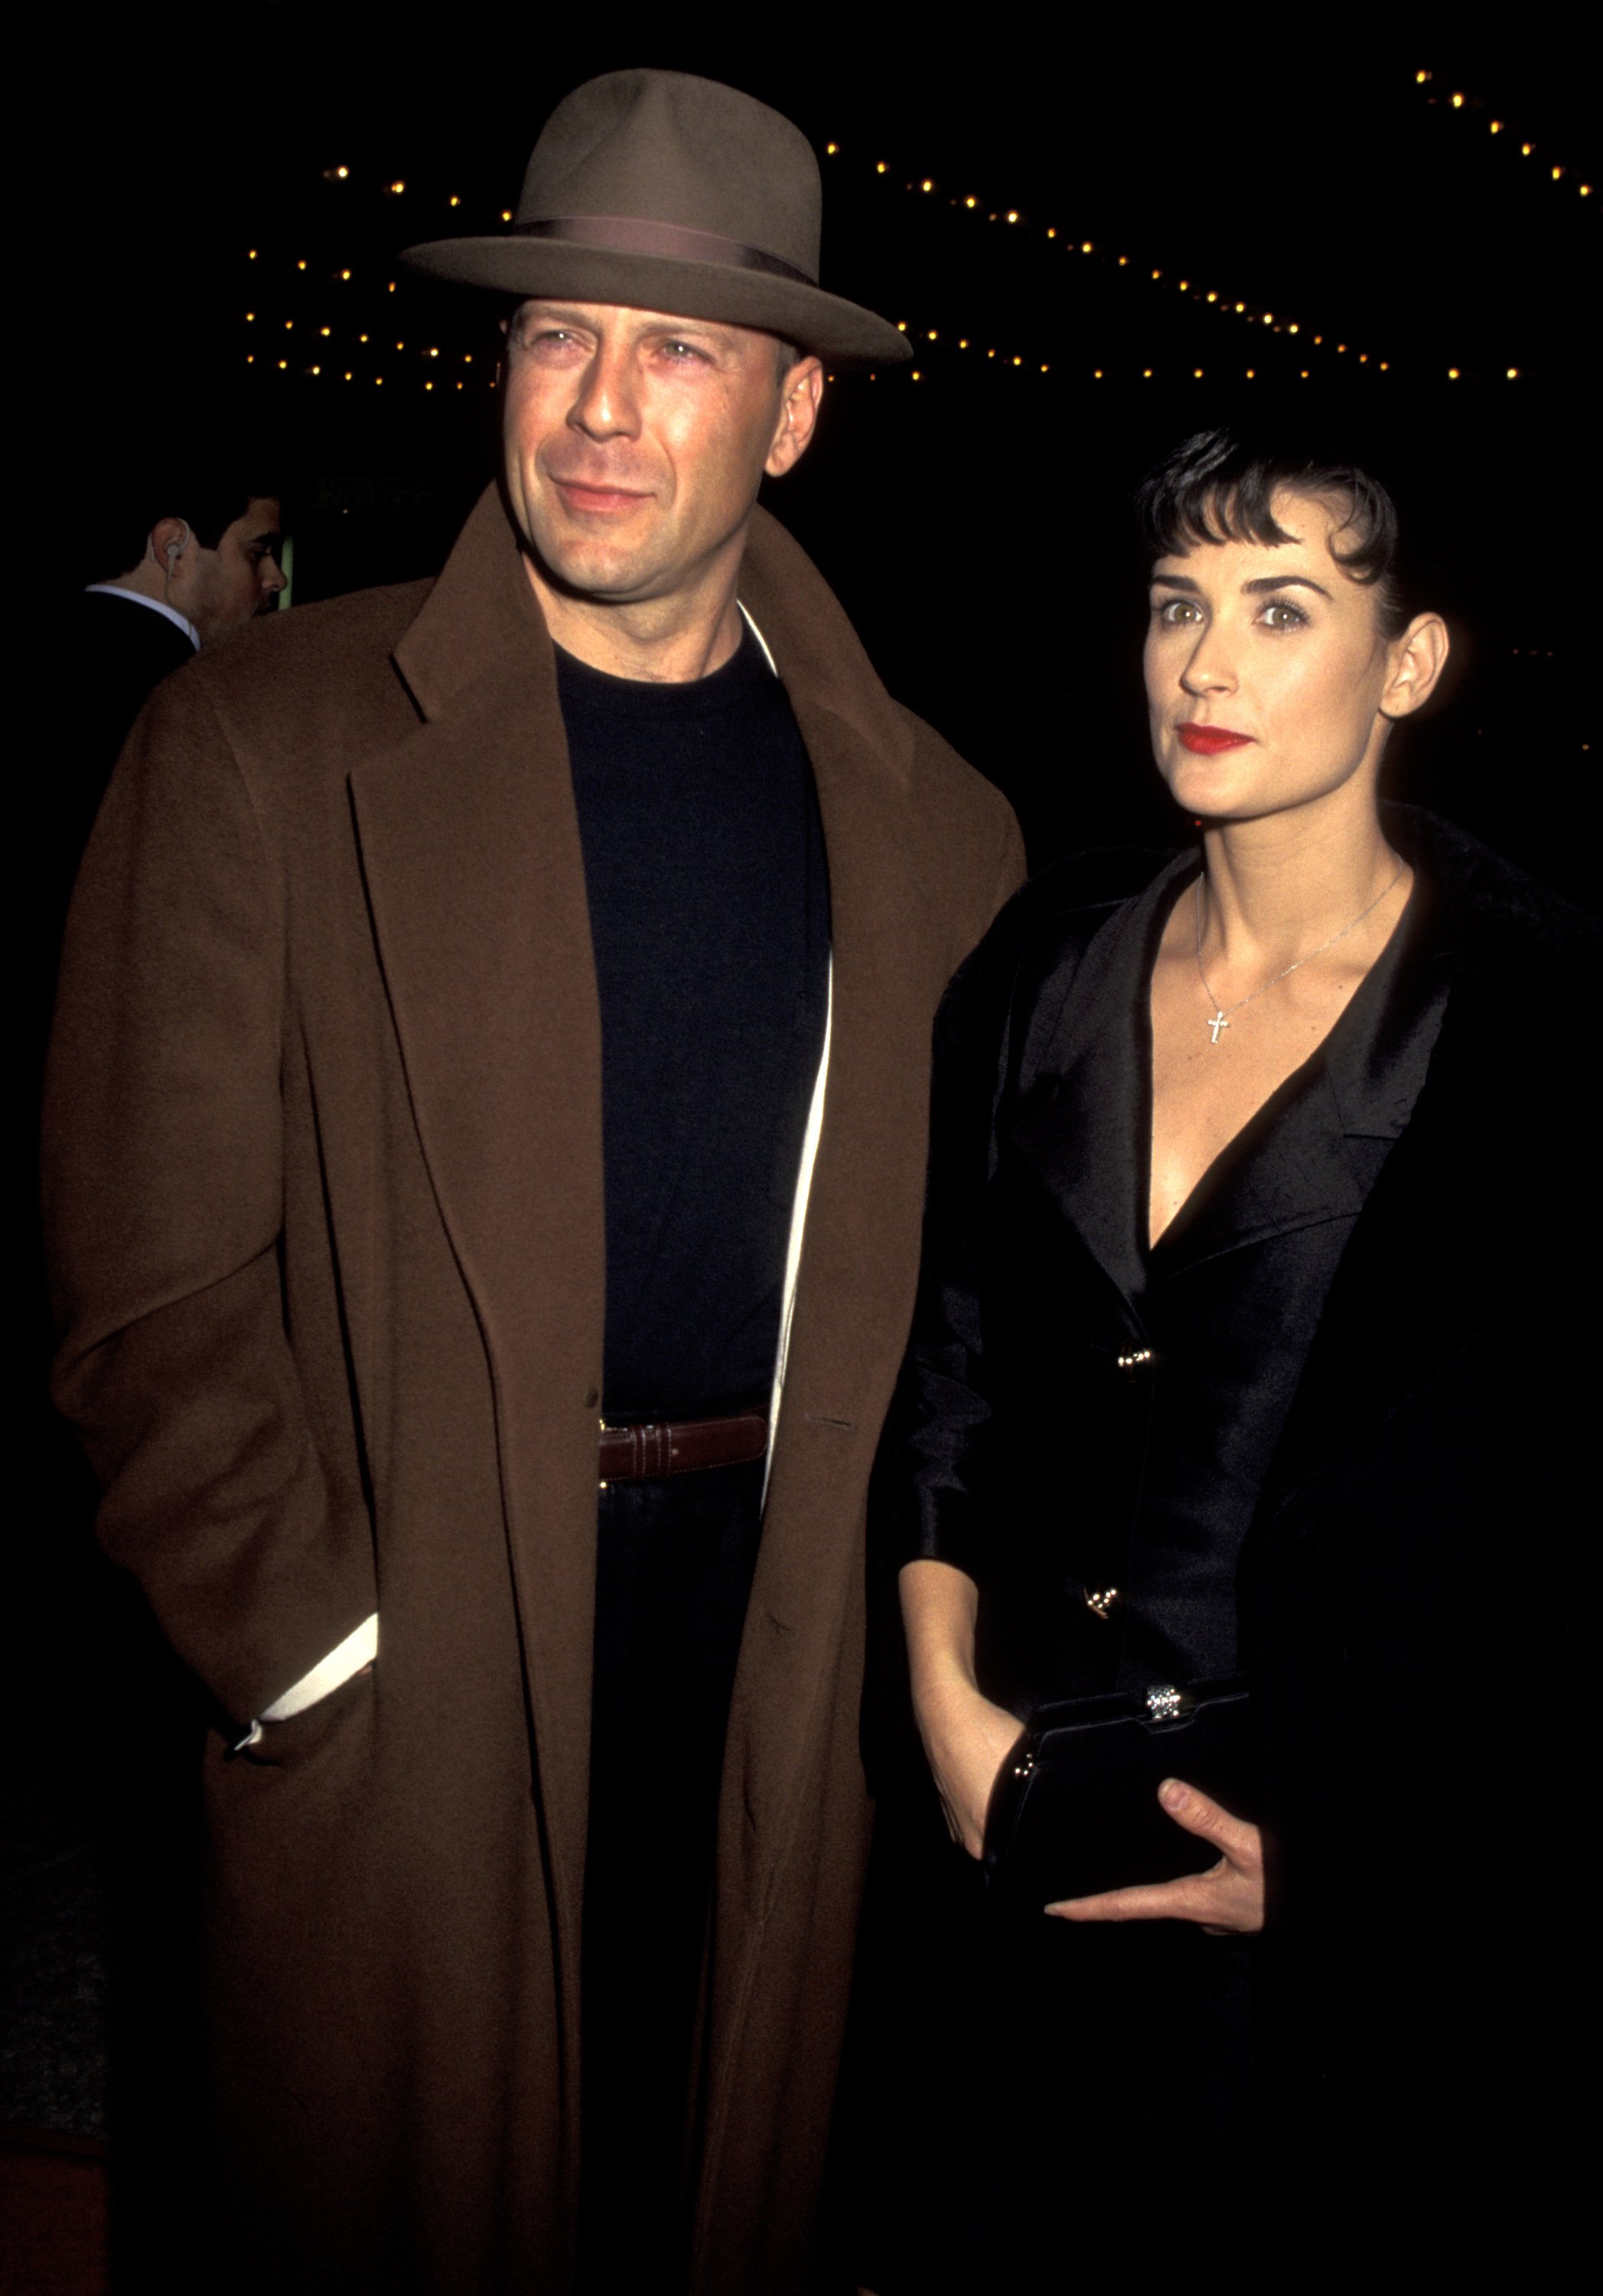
[914,1674,1028,1860]
[1046,1777,1265,1933]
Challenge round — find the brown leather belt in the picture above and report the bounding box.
[598,1410,768,1485]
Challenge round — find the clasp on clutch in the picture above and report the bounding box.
[1145,1684,1186,1723]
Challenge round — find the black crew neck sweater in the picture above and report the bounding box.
[556,621,830,1420]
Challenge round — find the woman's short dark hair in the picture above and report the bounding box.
[1135,429,1409,638]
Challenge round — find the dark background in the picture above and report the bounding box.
[7,7,1597,2269]
[52,8,1601,885]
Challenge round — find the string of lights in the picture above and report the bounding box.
[239,210,1357,391]
[236,136,1539,390]
[1411,68,1594,197]
[824,142,1390,372]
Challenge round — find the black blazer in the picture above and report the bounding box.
[879,805,1598,2241]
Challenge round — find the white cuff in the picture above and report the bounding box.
[233,1614,379,1750]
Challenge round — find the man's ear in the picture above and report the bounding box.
[1380,612,1451,721]
[148,515,193,568]
[765,359,824,480]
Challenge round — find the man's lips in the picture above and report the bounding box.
[549,475,652,514]
[1177,723,1254,755]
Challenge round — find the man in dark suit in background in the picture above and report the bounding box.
[64,478,285,921]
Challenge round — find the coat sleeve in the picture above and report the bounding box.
[41,673,377,1728]
[880,886,1031,1587]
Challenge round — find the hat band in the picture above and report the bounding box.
[510,214,816,287]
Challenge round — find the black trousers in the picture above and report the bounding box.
[577,1453,766,2293]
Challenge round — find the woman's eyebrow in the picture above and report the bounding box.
[1150,571,1201,590]
[1240,573,1333,598]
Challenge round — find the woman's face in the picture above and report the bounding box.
[1143,488,1433,824]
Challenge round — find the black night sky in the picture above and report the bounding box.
[58,12,1601,886]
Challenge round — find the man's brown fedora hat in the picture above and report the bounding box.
[402,69,911,367]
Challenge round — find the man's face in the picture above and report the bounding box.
[184,497,285,638]
[501,302,815,609]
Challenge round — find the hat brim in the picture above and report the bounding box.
[400,236,911,367]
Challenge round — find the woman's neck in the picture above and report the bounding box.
[1198,789,1406,972]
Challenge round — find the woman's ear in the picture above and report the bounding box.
[1380,612,1451,721]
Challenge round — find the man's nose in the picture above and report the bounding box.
[568,344,640,440]
[262,558,287,596]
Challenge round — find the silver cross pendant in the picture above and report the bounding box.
[1206,1010,1230,1045]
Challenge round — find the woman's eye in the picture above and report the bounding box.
[1261,599,1309,631]
[1153,597,1200,625]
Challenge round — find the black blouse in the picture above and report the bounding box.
[894,847,1452,1713]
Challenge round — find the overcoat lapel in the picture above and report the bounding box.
[722,518,932,1906]
[350,488,604,2041]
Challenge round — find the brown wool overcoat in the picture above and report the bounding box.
[44,484,1024,2293]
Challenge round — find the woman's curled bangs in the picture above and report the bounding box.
[1136,429,1406,634]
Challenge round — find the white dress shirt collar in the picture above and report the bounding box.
[84,583,200,651]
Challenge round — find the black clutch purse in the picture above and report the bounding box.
[982,1679,1253,1913]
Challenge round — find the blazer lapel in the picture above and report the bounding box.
[350,488,604,1967]
[1008,855,1196,1311]
[1256,877,1506,1533]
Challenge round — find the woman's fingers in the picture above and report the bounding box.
[1045,1864,1230,1924]
[1154,1776,1260,1868]
[1044,1783,1266,1929]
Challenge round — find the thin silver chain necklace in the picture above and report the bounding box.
[1194,861,1406,1045]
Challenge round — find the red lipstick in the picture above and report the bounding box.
[1177,723,1253,755]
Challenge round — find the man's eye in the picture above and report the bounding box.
[660,341,706,362]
